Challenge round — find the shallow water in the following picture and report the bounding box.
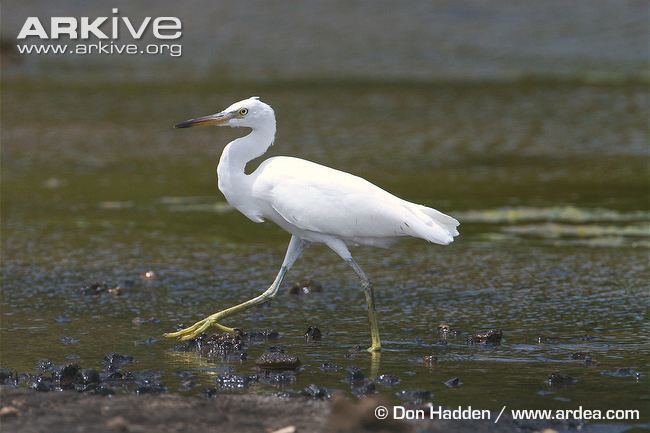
[1,79,649,424]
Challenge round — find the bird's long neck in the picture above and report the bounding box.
[217,119,276,199]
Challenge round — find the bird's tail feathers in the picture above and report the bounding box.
[402,203,460,245]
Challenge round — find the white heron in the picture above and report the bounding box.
[164,97,459,351]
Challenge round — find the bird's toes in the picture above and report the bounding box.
[178,332,199,341]
[163,330,186,338]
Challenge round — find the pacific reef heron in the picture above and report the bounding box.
[164,97,460,352]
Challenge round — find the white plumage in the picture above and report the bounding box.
[166,97,459,351]
[254,156,459,247]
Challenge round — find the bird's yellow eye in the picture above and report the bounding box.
[239,108,248,116]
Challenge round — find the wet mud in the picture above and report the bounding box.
[1,387,615,433]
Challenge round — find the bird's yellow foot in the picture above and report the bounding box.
[163,313,236,341]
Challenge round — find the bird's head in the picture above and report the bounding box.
[175,97,274,129]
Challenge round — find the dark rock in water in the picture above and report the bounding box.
[0,369,18,387]
[571,352,597,365]
[437,323,459,337]
[548,372,577,387]
[81,282,109,295]
[95,367,166,395]
[467,329,503,345]
[31,376,53,392]
[346,367,365,384]
[242,329,279,341]
[302,384,330,399]
[15,373,30,387]
[266,345,285,353]
[570,352,590,360]
[80,369,101,385]
[204,388,219,398]
[438,323,451,333]
[395,390,432,402]
[304,326,322,341]
[103,353,134,372]
[320,362,343,372]
[215,374,259,390]
[0,368,15,384]
[53,364,82,389]
[255,350,300,370]
[602,368,641,379]
[107,286,124,296]
[198,333,246,357]
[101,370,127,381]
[289,279,323,295]
[60,336,80,345]
[174,333,246,358]
[35,361,82,390]
[376,374,401,386]
[444,377,462,388]
[175,339,199,352]
[351,379,376,397]
[118,370,167,395]
[37,360,55,374]
[99,371,125,388]
[423,355,438,366]
[345,344,363,358]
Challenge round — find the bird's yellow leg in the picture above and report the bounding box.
[164,274,282,341]
[340,254,381,352]
[363,281,382,352]
[326,239,382,353]
[164,236,307,341]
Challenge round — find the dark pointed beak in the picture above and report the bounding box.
[175,111,233,128]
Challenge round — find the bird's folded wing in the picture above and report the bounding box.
[267,176,408,239]
[252,157,458,244]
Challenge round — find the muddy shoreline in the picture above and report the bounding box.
[0,387,329,433]
[1,387,602,433]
